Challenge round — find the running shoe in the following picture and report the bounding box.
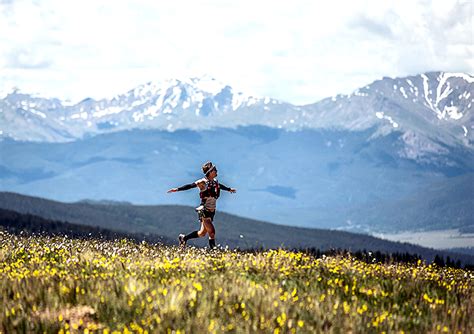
[178,234,186,247]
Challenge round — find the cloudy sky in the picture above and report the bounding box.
[0,0,472,104]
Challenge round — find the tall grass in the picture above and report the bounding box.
[0,231,472,333]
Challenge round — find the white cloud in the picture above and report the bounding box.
[0,0,472,104]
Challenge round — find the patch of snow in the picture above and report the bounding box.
[132,111,144,122]
[461,91,471,99]
[192,92,205,105]
[399,87,408,98]
[71,112,88,120]
[232,92,247,111]
[131,99,145,108]
[436,73,454,106]
[443,72,474,83]
[167,123,173,131]
[246,97,258,107]
[182,100,190,109]
[135,80,173,100]
[154,93,165,111]
[264,97,270,104]
[163,106,172,114]
[444,106,463,120]
[420,73,461,120]
[167,86,181,108]
[143,105,160,118]
[331,96,337,102]
[191,76,224,95]
[462,125,468,137]
[87,121,92,127]
[353,90,368,97]
[384,114,399,128]
[421,74,434,110]
[375,111,398,128]
[92,106,123,118]
[29,110,46,119]
[393,84,397,90]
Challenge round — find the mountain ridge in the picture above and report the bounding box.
[1,72,472,156]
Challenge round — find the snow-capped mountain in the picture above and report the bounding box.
[304,72,473,162]
[1,72,473,158]
[0,76,293,141]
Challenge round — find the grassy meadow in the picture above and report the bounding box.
[0,231,472,333]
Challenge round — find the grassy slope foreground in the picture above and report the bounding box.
[0,232,472,333]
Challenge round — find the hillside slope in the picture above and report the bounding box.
[1,192,473,265]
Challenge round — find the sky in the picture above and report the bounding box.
[0,0,472,105]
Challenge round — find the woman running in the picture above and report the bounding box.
[167,161,236,249]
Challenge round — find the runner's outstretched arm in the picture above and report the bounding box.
[167,182,198,193]
[220,183,237,193]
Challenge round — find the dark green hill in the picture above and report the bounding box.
[0,208,172,244]
[1,192,473,265]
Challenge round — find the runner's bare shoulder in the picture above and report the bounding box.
[195,178,206,191]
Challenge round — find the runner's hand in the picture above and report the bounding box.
[229,188,237,193]
[167,188,178,193]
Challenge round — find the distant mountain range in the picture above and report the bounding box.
[1,192,473,266]
[1,72,473,233]
[1,72,472,154]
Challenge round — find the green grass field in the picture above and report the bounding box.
[0,231,472,333]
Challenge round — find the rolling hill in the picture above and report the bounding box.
[1,192,473,265]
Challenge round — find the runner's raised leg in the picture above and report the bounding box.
[202,218,216,248]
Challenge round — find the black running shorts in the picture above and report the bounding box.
[202,209,216,221]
